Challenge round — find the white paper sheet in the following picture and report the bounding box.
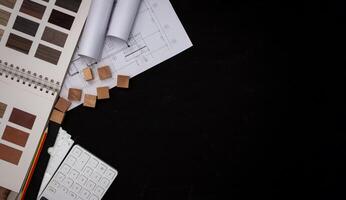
[78,0,115,60]
[60,0,192,110]
[107,0,142,41]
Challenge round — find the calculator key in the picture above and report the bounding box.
[83,166,93,177]
[88,157,99,168]
[85,180,96,190]
[91,171,102,182]
[99,178,110,188]
[55,172,65,182]
[60,164,71,174]
[68,191,77,199]
[47,186,56,194]
[80,188,90,199]
[72,147,82,157]
[51,180,60,188]
[75,152,90,170]
[71,183,82,193]
[93,186,105,197]
[66,156,76,166]
[89,194,99,200]
[96,163,107,174]
[68,169,79,179]
[60,185,68,194]
[76,174,88,185]
[105,169,117,179]
[62,178,74,187]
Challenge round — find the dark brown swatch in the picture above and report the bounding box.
[0,0,16,8]
[35,44,61,65]
[41,27,67,47]
[0,143,22,165]
[55,0,81,12]
[0,9,10,26]
[6,33,33,54]
[20,0,46,19]
[48,9,74,30]
[13,16,39,36]
[0,101,6,118]
[2,126,29,147]
[0,29,3,41]
[9,108,36,129]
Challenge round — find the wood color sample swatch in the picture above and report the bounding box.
[41,27,68,47]
[2,126,29,147]
[9,108,36,129]
[0,101,6,118]
[68,88,82,101]
[13,16,39,36]
[83,94,96,108]
[0,143,22,165]
[50,109,65,124]
[35,44,61,64]
[97,66,112,80]
[6,33,33,54]
[48,9,74,30]
[0,29,3,41]
[55,0,81,13]
[0,0,16,8]
[20,0,46,19]
[0,186,10,200]
[117,75,130,88]
[83,67,93,81]
[0,9,10,26]
[54,97,71,112]
[97,87,110,99]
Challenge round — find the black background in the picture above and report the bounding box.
[26,0,346,199]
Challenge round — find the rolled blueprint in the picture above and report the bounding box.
[107,0,142,41]
[78,0,115,60]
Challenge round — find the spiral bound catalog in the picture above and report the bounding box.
[0,0,91,192]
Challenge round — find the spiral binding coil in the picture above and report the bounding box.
[0,60,60,95]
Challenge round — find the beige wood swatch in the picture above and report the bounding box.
[117,75,130,88]
[0,29,4,41]
[50,109,65,124]
[0,0,16,8]
[0,9,10,26]
[68,88,82,101]
[97,87,110,99]
[0,101,6,118]
[54,97,71,112]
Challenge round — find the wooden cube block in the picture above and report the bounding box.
[97,66,112,80]
[83,94,97,108]
[117,75,130,88]
[97,87,110,99]
[68,88,82,101]
[83,67,93,81]
[55,97,71,112]
[50,109,65,124]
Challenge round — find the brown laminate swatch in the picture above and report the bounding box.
[0,0,16,8]
[2,126,29,147]
[55,0,81,12]
[41,27,67,47]
[13,16,39,36]
[0,101,7,118]
[35,44,61,64]
[6,33,33,54]
[0,143,22,165]
[0,29,4,41]
[0,9,10,26]
[20,0,46,19]
[48,9,74,30]
[9,108,36,129]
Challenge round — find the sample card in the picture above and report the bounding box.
[0,0,91,192]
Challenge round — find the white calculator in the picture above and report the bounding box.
[38,145,118,200]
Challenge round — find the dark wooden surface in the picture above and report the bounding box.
[26,0,346,199]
